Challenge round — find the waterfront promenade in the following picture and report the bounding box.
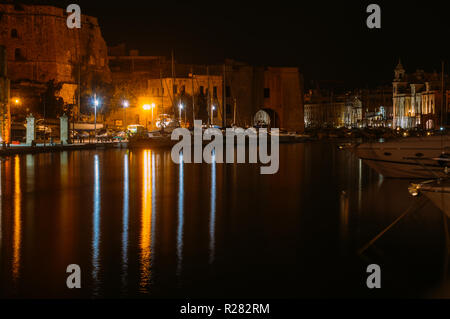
[0,141,128,156]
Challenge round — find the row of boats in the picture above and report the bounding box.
[127,126,311,148]
[346,134,450,218]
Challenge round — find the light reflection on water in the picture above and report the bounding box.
[12,155,21,284]
[140,150,153,292]
[92,154,101,295]
[209,152,216,265]
[176,152,184,278]
[121,153,129,291]
[0,143,446,298]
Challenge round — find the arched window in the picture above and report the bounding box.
[11,29,18,38]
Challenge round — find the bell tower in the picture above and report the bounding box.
[394,59,405,81]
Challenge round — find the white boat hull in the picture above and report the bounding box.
[351,136,450,179]
[412,181,450,218]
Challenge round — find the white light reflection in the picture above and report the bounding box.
[121,153,129,291]
[151,152,156,258]
[209,151,216,264]
[92,154,101,295]
[176,152,184,276]
[358,158,362,213]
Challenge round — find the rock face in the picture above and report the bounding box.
[0,3,110,103]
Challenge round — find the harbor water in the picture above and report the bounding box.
[0,142,446,298]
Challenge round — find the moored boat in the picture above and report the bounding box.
[348,135,450,178]
[409,179,450,218]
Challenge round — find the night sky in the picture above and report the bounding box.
[22,0,450,88]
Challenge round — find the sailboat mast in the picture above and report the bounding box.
[442,61,445,128]
[160,66,163,118]
[223,63,226,127]
[233,98,237,125]
[191,66,195,124]
[172,50,176,117]
[207,65,211,126]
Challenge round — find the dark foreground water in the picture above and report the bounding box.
[0,143,447,298]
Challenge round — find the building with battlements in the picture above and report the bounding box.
[0,2,110,120]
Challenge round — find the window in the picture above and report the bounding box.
[213,86,217,98]
[11,29,18,38]
[173,85,177,95]
[199,86,204,95]
[14,48,22,60]
[264,88,270,98]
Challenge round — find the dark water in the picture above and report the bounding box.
[0,143,447,298]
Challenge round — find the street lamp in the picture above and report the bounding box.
[151,103,155,129]
[93,95,99,142]
[211,105,215,126]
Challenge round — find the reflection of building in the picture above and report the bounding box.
[392,60,449,129]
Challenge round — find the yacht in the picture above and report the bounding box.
[349,135,450,178]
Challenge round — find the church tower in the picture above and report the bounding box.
[394,59,405,81]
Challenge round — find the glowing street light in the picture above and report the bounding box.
[211,104,215,126]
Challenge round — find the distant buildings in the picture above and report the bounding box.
[107,46,304,131]
[392,60,449,129]
[304,87,392,129]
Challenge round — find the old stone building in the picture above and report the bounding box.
[393,60,449,129]
[107,50,304,131]
[304,86,392,129]
[0,3,110,114]
[304,89,352,128]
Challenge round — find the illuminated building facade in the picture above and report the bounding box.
[392,60,449,129]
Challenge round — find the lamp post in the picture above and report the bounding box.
[179,103,183,126]
[211,105,215,126]
[143,104,151,130]
[93,95,99,143]
[122,100,129,129]
[151,103,155,129]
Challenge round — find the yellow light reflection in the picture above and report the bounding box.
[140,150,153,291]
[13,155,21,282]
